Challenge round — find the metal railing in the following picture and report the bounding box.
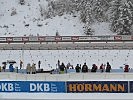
[0,72,133,81]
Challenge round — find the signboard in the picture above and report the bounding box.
[55,36,62,41]
[13,37,22,41]
[88,36,100,40]
[45,36,55,41]
[6,37,13,41]
[71,36,79,41]
[114,36,122,40]
[0,37,6,41]
[0,35,132,43]
[130,81,133,93]
[1,81,133,93]
[67,81,128,93]
[62,37,71,41]
[79,37,90,40]
[29,37,38,41]
[38,37,45,41]
[98,36,113,40]
[22,37,29,41]
[0,81,65,93]
[122,35,132,40]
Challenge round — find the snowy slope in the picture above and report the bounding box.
[0,0,115,36]
[91,22,116,35]
[0,0,85,36]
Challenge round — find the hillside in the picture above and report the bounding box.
[0,0,83,36]
[0,0,116,37]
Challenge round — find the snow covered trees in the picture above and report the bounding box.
[91,0,109,22]
[43,0,133,35]
[110,0,133,35]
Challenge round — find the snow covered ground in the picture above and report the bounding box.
[1,93,133,100]
[0,50,133,71]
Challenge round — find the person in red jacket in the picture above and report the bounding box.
[124,65,130,72]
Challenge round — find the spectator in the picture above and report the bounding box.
[99,63,104,72]
[66,62,74,69]
[75,64,81,73]
[38,60,41,69]
[105,62,111,72]
[91,64,97,72]
[20,60,23,69]
[124,65,130,72]
[66,62,71,69]
[69,65,74,69]
[26,63,31,74]
[59,62,65,74]
[16,66,18,73]
[0,66,1,72]
[2,63,6,72]
[57,60,60,68]
[82,63,88,73]
[9,64,14,72]
[31,63,36,74]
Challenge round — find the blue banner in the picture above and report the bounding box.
[67,81,128,93]
[0,81,65,93]
[130,81,133,93]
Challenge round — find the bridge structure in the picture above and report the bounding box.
[0,35,133,50]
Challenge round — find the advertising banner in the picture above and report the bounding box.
[0,81,130,93]
[129,81,133,93]
[0,81,66,93]
[67,81,128,93]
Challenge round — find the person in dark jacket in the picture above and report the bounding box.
[82,63,88,73]
[57,60,60,68]
[38,60,41,69]
[75,64,81,73]
[105,62,111,72]
[2,62,6,72]
[59,63,66,74]
[91,64,98,72]
[0,66,1,72]
[20,60,23,69]
[100,63,104,72]
[124,65,130,72]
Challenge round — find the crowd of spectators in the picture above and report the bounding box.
[26,63,36,74]
[0,60,37,74]
[57,60,130,74]
[0,60,130,74]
